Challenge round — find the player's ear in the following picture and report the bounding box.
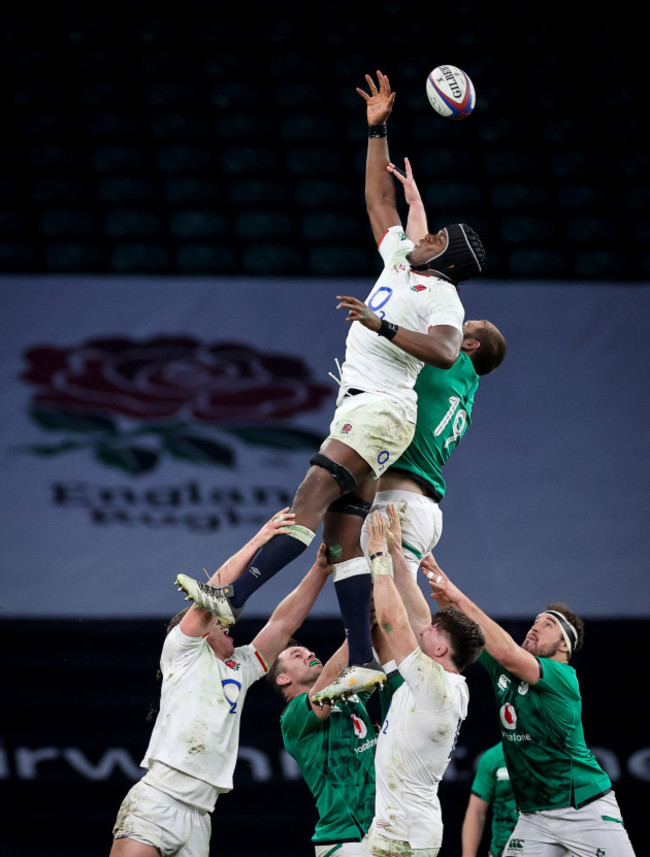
[461,336,480,354]
[557,638,570,655]
[276,672,291,687]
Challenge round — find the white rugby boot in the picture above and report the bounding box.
[311,660,385,706]
[175,574,241,626]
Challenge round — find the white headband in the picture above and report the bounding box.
[537,610,578,654]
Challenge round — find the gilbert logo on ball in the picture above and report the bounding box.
[426,65,476,119]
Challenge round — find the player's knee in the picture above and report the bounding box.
[309,452,357,495]
[327,493,372,519]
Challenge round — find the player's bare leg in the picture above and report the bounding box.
[110,837,160,857]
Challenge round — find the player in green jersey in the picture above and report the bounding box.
[365,324,505,579]
[424,562,637,857]
[461,742,518,857]
[267,635,402,857]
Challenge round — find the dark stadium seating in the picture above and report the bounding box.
[1,4,646,277]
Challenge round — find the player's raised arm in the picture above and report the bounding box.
[251,543,332,667]
[367,510,419,665]
[388,157,428,243]
[422,558,542,684]
[178,508,296,638]
[356,70,402,245]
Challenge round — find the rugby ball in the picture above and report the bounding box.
[426,65,476,119]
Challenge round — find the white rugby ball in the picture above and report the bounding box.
[426,65,476,119]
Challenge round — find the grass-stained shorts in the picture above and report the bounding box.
[112,779,211,857]
[327,392,415,479]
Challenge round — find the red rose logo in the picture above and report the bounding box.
[19,335,333,474]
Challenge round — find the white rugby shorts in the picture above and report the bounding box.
[503,791,636,857]
[367,826,440,857]
[363,489,443,577]
[112,780,212,857]
[327,392,415,479]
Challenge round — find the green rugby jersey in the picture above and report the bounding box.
[390,352,478,499]
[281,692,377,843]
[471,742,518,857]
[479,651,611,812]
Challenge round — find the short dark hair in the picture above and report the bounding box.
[471,320,507,376]
[265,637,300,698]
[544,602,584,658]
[166,606,191,635]
[432,607,485,671]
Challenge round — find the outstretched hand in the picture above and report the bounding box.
[356,70,396,125]
[366,509,389,556]
[387,157,422,207]
[254,507,296,547]
[385,503,404,553]
[336,295,381,331]
[313,542,332,575]
[420,554,458,608]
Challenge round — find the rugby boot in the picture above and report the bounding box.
[311,660,385,706]
[175,574,241,626]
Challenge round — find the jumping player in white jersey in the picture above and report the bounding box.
[109,510,331,857]
[425,559,638,857]
[176,70,487,705]
[364,505,485,856]
[361,160,506,579]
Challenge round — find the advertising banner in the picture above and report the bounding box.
[2,276,649,619]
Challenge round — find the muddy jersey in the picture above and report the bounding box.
[142,627,267,791]
[479,651,611,812]
[338,226,464,423]
[372,648,468,849]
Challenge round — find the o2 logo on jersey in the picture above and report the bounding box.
[500,702,518,730]
[222,677,242,715]
[377,450,390,472]
[350,713,367,739]
[368,286,393,320]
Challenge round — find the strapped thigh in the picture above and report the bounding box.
[310,452,357,495]
[327,493,372,519]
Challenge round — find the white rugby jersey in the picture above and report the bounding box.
[338,227,464,423]
[372,647,469,849]
[141,626,267,792]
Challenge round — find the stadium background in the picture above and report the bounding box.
[1,3,648,856]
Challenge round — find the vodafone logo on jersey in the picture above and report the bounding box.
[350,712,367,739]
[500,702,518,730]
